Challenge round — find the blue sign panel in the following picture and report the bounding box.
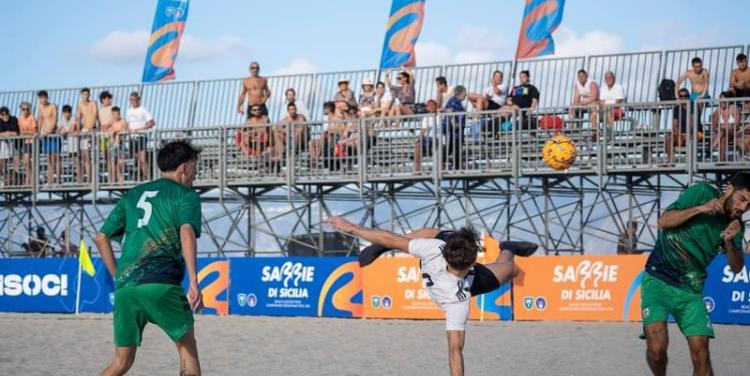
[704,254,750,325]
[0,259,79,313]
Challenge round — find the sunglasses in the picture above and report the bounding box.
[250,66,259,70]
[21,108,29,111]
[251,108,261,112]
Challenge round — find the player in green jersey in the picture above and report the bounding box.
[95,140,203,376]
[642,172,750,376]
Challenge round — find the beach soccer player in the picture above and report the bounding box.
[95,140,204,376]
[641,172,750,376]
[326,217,537,376]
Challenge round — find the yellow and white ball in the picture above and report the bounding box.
[542,135,577,170]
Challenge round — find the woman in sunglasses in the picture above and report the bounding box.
[386,69,416,122]
[18,102,37,186]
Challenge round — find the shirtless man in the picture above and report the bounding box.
[238,104,269,158]
[18,102,38,186]
[236,61,271,118]
[76,87,98,184]
[676,57,710,101]
[37,90,60,185]
[98,91,114,183]
[729,53,750,109]
[109,107,128,183]
[277,102,308,158]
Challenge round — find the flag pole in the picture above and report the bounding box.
[75,251,82,315]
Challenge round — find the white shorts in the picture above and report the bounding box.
[443,301,470,331]
[0,141,11,159]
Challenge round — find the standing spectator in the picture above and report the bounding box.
[358,79,377,117]
[569,69,600,126]
[76,88,98,184]
[468,70,507,112]
[125,92,155,180]
[110,107,128,183]
[57,105,80,184]
[599,71,626,128]
[729,53,750,108]
[414,99,438,172]
[676,57,710,101]
[285,88,309,120]
[442,86,468,169]
[711,91,740,162]
[386,70,416,118]
[435,76,454,109]
[37,90,60,186]
[333,78,357,113]
[375,81,393,117]
[18,102,38,186]
[0,107,20,185]
[98,91,114,183]
[236,61,271,117]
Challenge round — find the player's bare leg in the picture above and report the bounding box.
[686,335,712,376]
[175,327,201,376]
[100,346,136,376]
[644,322,668,376]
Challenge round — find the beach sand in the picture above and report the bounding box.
[1,313,748,375]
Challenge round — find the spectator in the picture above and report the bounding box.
[711,91,740,162]
[358,79,377,117]
[503,70,540,129]
[442,85,468,169]
[414,99,438,172]
[285,88,310,120]
[375,81,393,117]
[599,71,626,128]
[28,227,50,258]
[57,105,80,184]
[386,70,416,118]
[274,102,308,159]
[237,61,271,117]
[435,76,454,109]
[37,90,60,186]
[0,106,20,185]
[309,101,340,163]
[337,101,373,158]
[569,69,600,126]
[664,88,701,160]
[109,107,128,183]
[468,70,507,112]
[729,53,750,106]
[676,57,710,101]
[57,231,79,257]
[238,104,269,157]
[333,78,358,113]
[125,92,155,180]
[98,91,114,182]
[18,101,37,186]
[617,220,641,255]
[76,87,97,184]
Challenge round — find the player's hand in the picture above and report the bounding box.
[237,106,245,115]
[699,199,723,215]
[722,219,741,243]
[326,216,358,233]
[188,282,203,312]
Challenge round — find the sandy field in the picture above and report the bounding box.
[0,313,748,375]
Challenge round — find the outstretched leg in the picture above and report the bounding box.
[100,346,136,376]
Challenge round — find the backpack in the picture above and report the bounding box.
[658,79,676,101]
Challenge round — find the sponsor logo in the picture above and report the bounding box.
[524,296,534,310]
[382,296,392,309]
[535,297,547,311]
[237,293,247,307]
[722,265,749,283]
[261,262,315,287]
[552,261,619,288]
[109,292,115,306]
[247,293,257,307]
[703,297,715,313]
[371,295,381,309]
[642,307,650,318]
[0,274,68,297]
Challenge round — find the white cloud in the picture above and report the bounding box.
[453,50,497,65]
[82,30,252,65]
[415,41,452,67]
[553,27,625,57]
[272,57,321,76]
[453,26,510,53]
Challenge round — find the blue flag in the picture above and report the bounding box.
[142,0,190,83]
[515,0,566,60]
[379,0,426,69]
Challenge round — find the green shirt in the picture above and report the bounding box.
[646,183,744,294]
[100,178,202,289]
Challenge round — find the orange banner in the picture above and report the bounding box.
[513,255,648,321]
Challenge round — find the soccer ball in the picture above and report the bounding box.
[542,135,577,170]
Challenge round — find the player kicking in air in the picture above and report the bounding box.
[326,217,537,376]
[96,140,204,376]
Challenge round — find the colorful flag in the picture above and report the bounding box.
[379,0,426,69]
[79,239,96,277]
[515,0,566,60]
[142,0,190,83]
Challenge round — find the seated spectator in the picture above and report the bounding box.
[676,57,710,101]
[386,70,416,118]
[18,102,38,186]
[109,107,128,183]
[375,81,393,118]
[125,92,155,180]
[599,71,626,128]
[28,227,50,258]
[37,90,60,186]
[617,220,642,255]
[337,101,374,159]
[435,76,454,109]
[57,105,80,184]
[237,104,269,157]
[501,70,540,128]
[665,88,702,161]
[309,101,341,164]
[333,78,357,113]
[729,53,750,110]
[442,86,468,169]
[468,70,507,112]
[569,69,600,127]
[274,102,309,159]
[285,88,310,120]
[414,99,438,172]
[711,91,740,162]
[57,231,79,257]
[0,107,20,185]
[358,79,378,117]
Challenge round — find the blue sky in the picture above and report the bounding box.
[0,0,748,91]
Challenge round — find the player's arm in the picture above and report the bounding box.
[658,199,721,230]
[675,72,687,97]
[180,224,202,311]
[96,200,126,278]
[95,232,117,278]
[723,220,745,273]
[326,216,410,253]
[405,228,440,239]
[447,330,465,376]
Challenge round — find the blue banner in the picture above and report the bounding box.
[78,259,116,313]
[703,254,750,324]
[229,257,362,317]
[142,0,190,83]
[0,258,79,313]
[515,0,565,60]
[379,0,425,69]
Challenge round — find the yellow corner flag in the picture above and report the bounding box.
[79,240,96,277]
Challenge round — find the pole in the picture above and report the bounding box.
[75,254,82,315]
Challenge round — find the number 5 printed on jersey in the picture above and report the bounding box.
[137,191,159,228]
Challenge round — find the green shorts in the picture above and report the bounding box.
[113,283,194,347]
[640,273,714,338]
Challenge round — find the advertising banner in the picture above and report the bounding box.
[229,257,362,318]
[703,254,750,325]
[0,258,79,313]
[513,255,648,321]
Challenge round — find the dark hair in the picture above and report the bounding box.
[520,70,530,78]
[112,106,120,113]
[287,101,297,109]
[435,76,447,86]
[720,91,734,99]
[285,88,296,96]
[37,90,48,98]
[577,69,587,75]
[81,87,90,94]
[157,140,202,172]
[376,81,385,88]
[62,105,72,113]
[731,172,750,192]
[99,90,112,101]
[679,88,690,95]
[738,53,748,62]
[323,101,335,113]
[441,226,480,270]
[0,106,8,116]
[129,91,140,99]
[492,70,503,78]
[691,57,702,65]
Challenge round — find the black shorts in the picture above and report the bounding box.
[734,88,750,99]
[247,104,269,118]
[487,100,502,110]
[128,134,148,153]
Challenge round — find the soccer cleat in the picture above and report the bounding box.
[500,241,538,257]
[358,244,392,267]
